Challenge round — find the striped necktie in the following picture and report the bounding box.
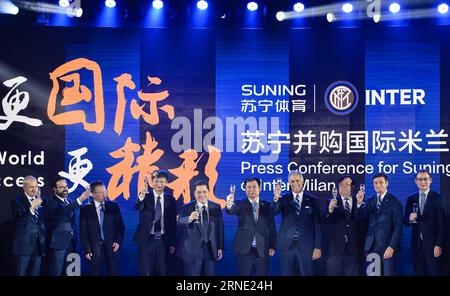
[344,198,351,219]
[31,198,39,225]
[376,195,382,213]
[295,194,301,216]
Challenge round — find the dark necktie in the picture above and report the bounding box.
[63,198,70,206]
[376,195,382,213]
[344,198,351,219]
[99,203,105,241]
[154,196,162,234]
[31,198,39,225]
[295,195,301,216]
[201,205,209,242]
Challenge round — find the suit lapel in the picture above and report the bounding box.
[422,191,433,215]
[245,199,256,225]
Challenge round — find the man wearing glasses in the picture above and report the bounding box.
[134,169,177,276]
[404,170,446,276]
[80,180,125,275]
[47,177,90,276]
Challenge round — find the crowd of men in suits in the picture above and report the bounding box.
[10,169,446,276]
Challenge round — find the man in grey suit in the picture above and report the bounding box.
[176,180,224,276]
[225,177,276,276]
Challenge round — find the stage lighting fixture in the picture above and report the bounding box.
[152,0,163,10]
[276,11,285,21]
[326,12,335,22]
[342,3,353,13]
[197,0,208,10]
[59,0,69,8]
[247,2,258,11]
[293,2,304,12]
[389,2,400,14]
[438,3,449,14]
[105,0,116,8]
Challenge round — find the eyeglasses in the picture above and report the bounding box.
[416,178,431,182]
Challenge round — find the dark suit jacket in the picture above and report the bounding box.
[226,198,276,258]
[176,200,224,262]
[324,196,364,255]
[46,195,80,250]
[404,190,446,256]
[133,191,177,248]
[79,201,124,263]
[272,192,322,252]
[355,192,403,253]
[10,194,46,256]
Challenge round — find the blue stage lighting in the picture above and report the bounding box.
[59,0,69,8]
[438,3,449,14]
[105,0,116,9]
[197,0,208,10]
[247,2,258,11]
[152,0,163,10]
[293,2,304,12]
[389,2,400,14]
[342,3,353,13]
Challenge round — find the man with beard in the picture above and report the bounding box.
[47,177,90,276]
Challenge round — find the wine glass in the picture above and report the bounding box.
[194,203,200,224]
[332,186,338,207]
[360,184,365,193]
[411,203,419,223]
[143,175,149,194]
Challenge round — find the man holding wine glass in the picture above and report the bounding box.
[226,177,276,276]
[355,173,403,276]
[404,170,446,276]
[176,180,224,276]
[325,175,364,276]
[271,171,322,276]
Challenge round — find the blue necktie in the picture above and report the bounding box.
[63,198,70,206]
[376,195,382,213]
[31,198,39,225]
[295,194,301,216]
[252,201,258,222]
[344,198,351,219]
[419,192,426,214]
[99,203,105,241]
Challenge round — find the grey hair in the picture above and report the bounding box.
[288,170,304,181]
[23,175,37,188]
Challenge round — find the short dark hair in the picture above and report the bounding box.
[51,176,66,188]
[416,170,431,179]
[194,180,209,191]
[373,173,388,182]
[338,175,355,186]
[90,180,105,192]
[244,177,261,188]
[152,169,169,181]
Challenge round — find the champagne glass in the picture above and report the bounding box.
[411,203,419,223]
[230,184,235,195]
[332,186,338,208]
[194,203,200,224]
[143,175,149,194]
[360,184,365,193]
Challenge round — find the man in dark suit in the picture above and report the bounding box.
[355,173,403,276]
[272,171,322,276]
[324,175,364,276]
[225,177,276,276]
[79,181,124,275]
[134,170,177,276]
[176,180,224,276]
[11,175,46,276]
[404,170,445,276]
[46,177,90,276]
